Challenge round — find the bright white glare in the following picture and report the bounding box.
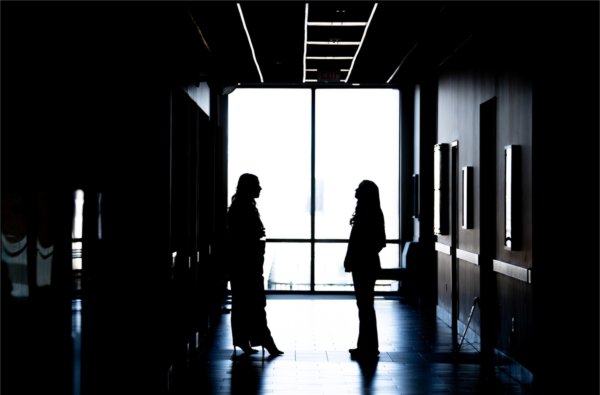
[72,189,84,270]
[228,88,401,289]
[73,190,84,239]
[228,89,312,239]
[265,243,311,291]
[315,88,399,240]
[72,241,82,271]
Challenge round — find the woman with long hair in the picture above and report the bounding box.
[226,173,283,357]
[344,180,386,360]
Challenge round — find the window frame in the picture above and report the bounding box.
[226,86,401,294]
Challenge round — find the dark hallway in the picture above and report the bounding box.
[2,2,598,395]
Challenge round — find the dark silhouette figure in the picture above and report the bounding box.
[344,180,386,360]
[226,173,283,357]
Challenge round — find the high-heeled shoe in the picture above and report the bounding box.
[263,339,284,356]
[263,345,284,356]
[234,342,258,355]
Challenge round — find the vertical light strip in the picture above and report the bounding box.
[344,3,378,83]
[303,3,309,83]
[237,3,264,83]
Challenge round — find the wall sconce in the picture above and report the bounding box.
[462,166,473,229]
[504,145,520,250]
[433,143,449,235]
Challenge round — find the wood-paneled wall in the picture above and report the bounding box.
[428,2,599,391]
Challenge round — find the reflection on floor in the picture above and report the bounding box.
[173,295,533,395]
[72,299,82,395]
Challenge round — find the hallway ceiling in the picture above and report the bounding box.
[185,1,480,87]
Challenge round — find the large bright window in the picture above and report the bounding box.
[228,89,312,239]
[228,88,400,292]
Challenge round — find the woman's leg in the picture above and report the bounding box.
[231,278,252,347]
[249,274,270,346]
[352,270,379,353]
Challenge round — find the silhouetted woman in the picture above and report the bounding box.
[344,180,386,360]
[226,173,283,356]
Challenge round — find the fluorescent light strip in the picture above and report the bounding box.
[305,69,345,73]
[237,3,263,83]
[307,41,360,46]
[308,21,367,26]
[344,3,378,83]
[303,3,309,83]
[307,56,354,60]
[387,41,418,83]
[187,8,211,52]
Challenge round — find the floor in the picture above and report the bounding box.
[173,295,533,395]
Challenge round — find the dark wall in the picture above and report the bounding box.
[530,3,599,393]
[435,56,497,358]
[436,253,453,321]
[428,2,598,392]
[2,3,218,394]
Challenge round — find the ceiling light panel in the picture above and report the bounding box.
[304,2,373,83]
[308,2,374,22]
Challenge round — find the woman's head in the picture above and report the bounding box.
[351,180,382,225]
[235,173,262,199]
[355,180,380,203]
